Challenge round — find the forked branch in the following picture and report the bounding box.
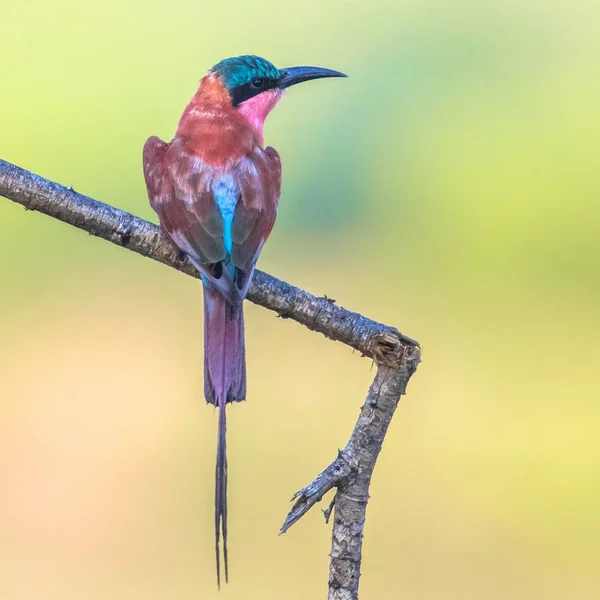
[0,158,421,600]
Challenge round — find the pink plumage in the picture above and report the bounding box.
[143,71,281,587]
[142,54,345,586]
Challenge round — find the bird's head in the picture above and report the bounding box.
[211,55,346,106]
[209,55,346,140]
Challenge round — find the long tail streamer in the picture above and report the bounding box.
[203,285,246,586]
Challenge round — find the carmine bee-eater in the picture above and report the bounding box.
[142,55,346,585]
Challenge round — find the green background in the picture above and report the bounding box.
[1,1,599,598]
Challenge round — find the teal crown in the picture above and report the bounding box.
[211,55,281,90]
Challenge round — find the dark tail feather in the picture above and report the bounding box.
[203,285,246,587]
[215,395,228,587]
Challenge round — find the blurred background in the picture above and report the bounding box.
[1,0,599,598]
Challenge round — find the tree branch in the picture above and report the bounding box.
[0,158,421,599]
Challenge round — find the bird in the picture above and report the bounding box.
[142,55,346,586]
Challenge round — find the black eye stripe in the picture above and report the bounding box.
[230,77,279,107]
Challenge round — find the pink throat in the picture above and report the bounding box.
[237,89,284,145]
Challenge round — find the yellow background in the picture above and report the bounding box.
[1,1,599,598]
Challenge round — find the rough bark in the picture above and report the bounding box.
[0,158,422,599]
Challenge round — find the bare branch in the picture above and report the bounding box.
[0,157,422,600]
[0,159,417,366]
[280,452,355,534]
[280,359,420,599]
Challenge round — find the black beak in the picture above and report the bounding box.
[276,66,347,89]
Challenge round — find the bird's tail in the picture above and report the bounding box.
[203,284,246,587]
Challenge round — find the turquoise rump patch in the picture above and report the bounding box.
[211,174,239,255]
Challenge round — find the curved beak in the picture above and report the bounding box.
[276,66,347,89]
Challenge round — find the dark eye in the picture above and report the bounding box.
[251,77,265,88]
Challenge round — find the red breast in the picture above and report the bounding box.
[176,74,258,167]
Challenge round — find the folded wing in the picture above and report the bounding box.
[143,137,281,304]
